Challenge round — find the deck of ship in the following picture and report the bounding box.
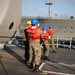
[0,44,75,75]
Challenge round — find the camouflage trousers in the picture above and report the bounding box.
[49,37,55,50]
[43,41,50,57]
[29,41,41,65]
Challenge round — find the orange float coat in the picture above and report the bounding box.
[42,30,49,42]
[47,29,54,36]
[27,26,40,41]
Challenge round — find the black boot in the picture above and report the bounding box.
[53,50,57,53]
[24,60,27,63]
[33,65,39,72]
[30,63,34,69]
[51,50,56,53]
[43,56,50,61]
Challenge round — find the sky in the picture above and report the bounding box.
[22,0,75,18]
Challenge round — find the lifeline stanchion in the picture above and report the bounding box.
[0,52,8,75]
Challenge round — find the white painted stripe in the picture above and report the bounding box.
[42,70,74,75]
[47,62,75,66]
[39,62,45,70]
[39,62,75,75]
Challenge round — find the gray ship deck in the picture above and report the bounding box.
[0,44,75,75]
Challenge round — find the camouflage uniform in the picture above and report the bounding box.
[27,18,42,72]
[49,36,55,51]
[27,25,42,68]
[47,26,56,53]
[29,41,41,65]
[41,26,50,60]
[43,41,50,57]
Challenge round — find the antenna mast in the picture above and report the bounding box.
[45,0,53,18]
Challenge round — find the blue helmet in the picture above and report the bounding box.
[31,18,38,25]
[43,26,47,30]
[49,25,52,29]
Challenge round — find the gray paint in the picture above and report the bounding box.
[20,17,75,39]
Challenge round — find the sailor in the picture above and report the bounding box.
[23,20,31,63]
[47,25,56,53]
[41,26,50,60]
[27,18,42,72]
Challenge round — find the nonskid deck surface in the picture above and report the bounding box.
[0,44,75,75]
